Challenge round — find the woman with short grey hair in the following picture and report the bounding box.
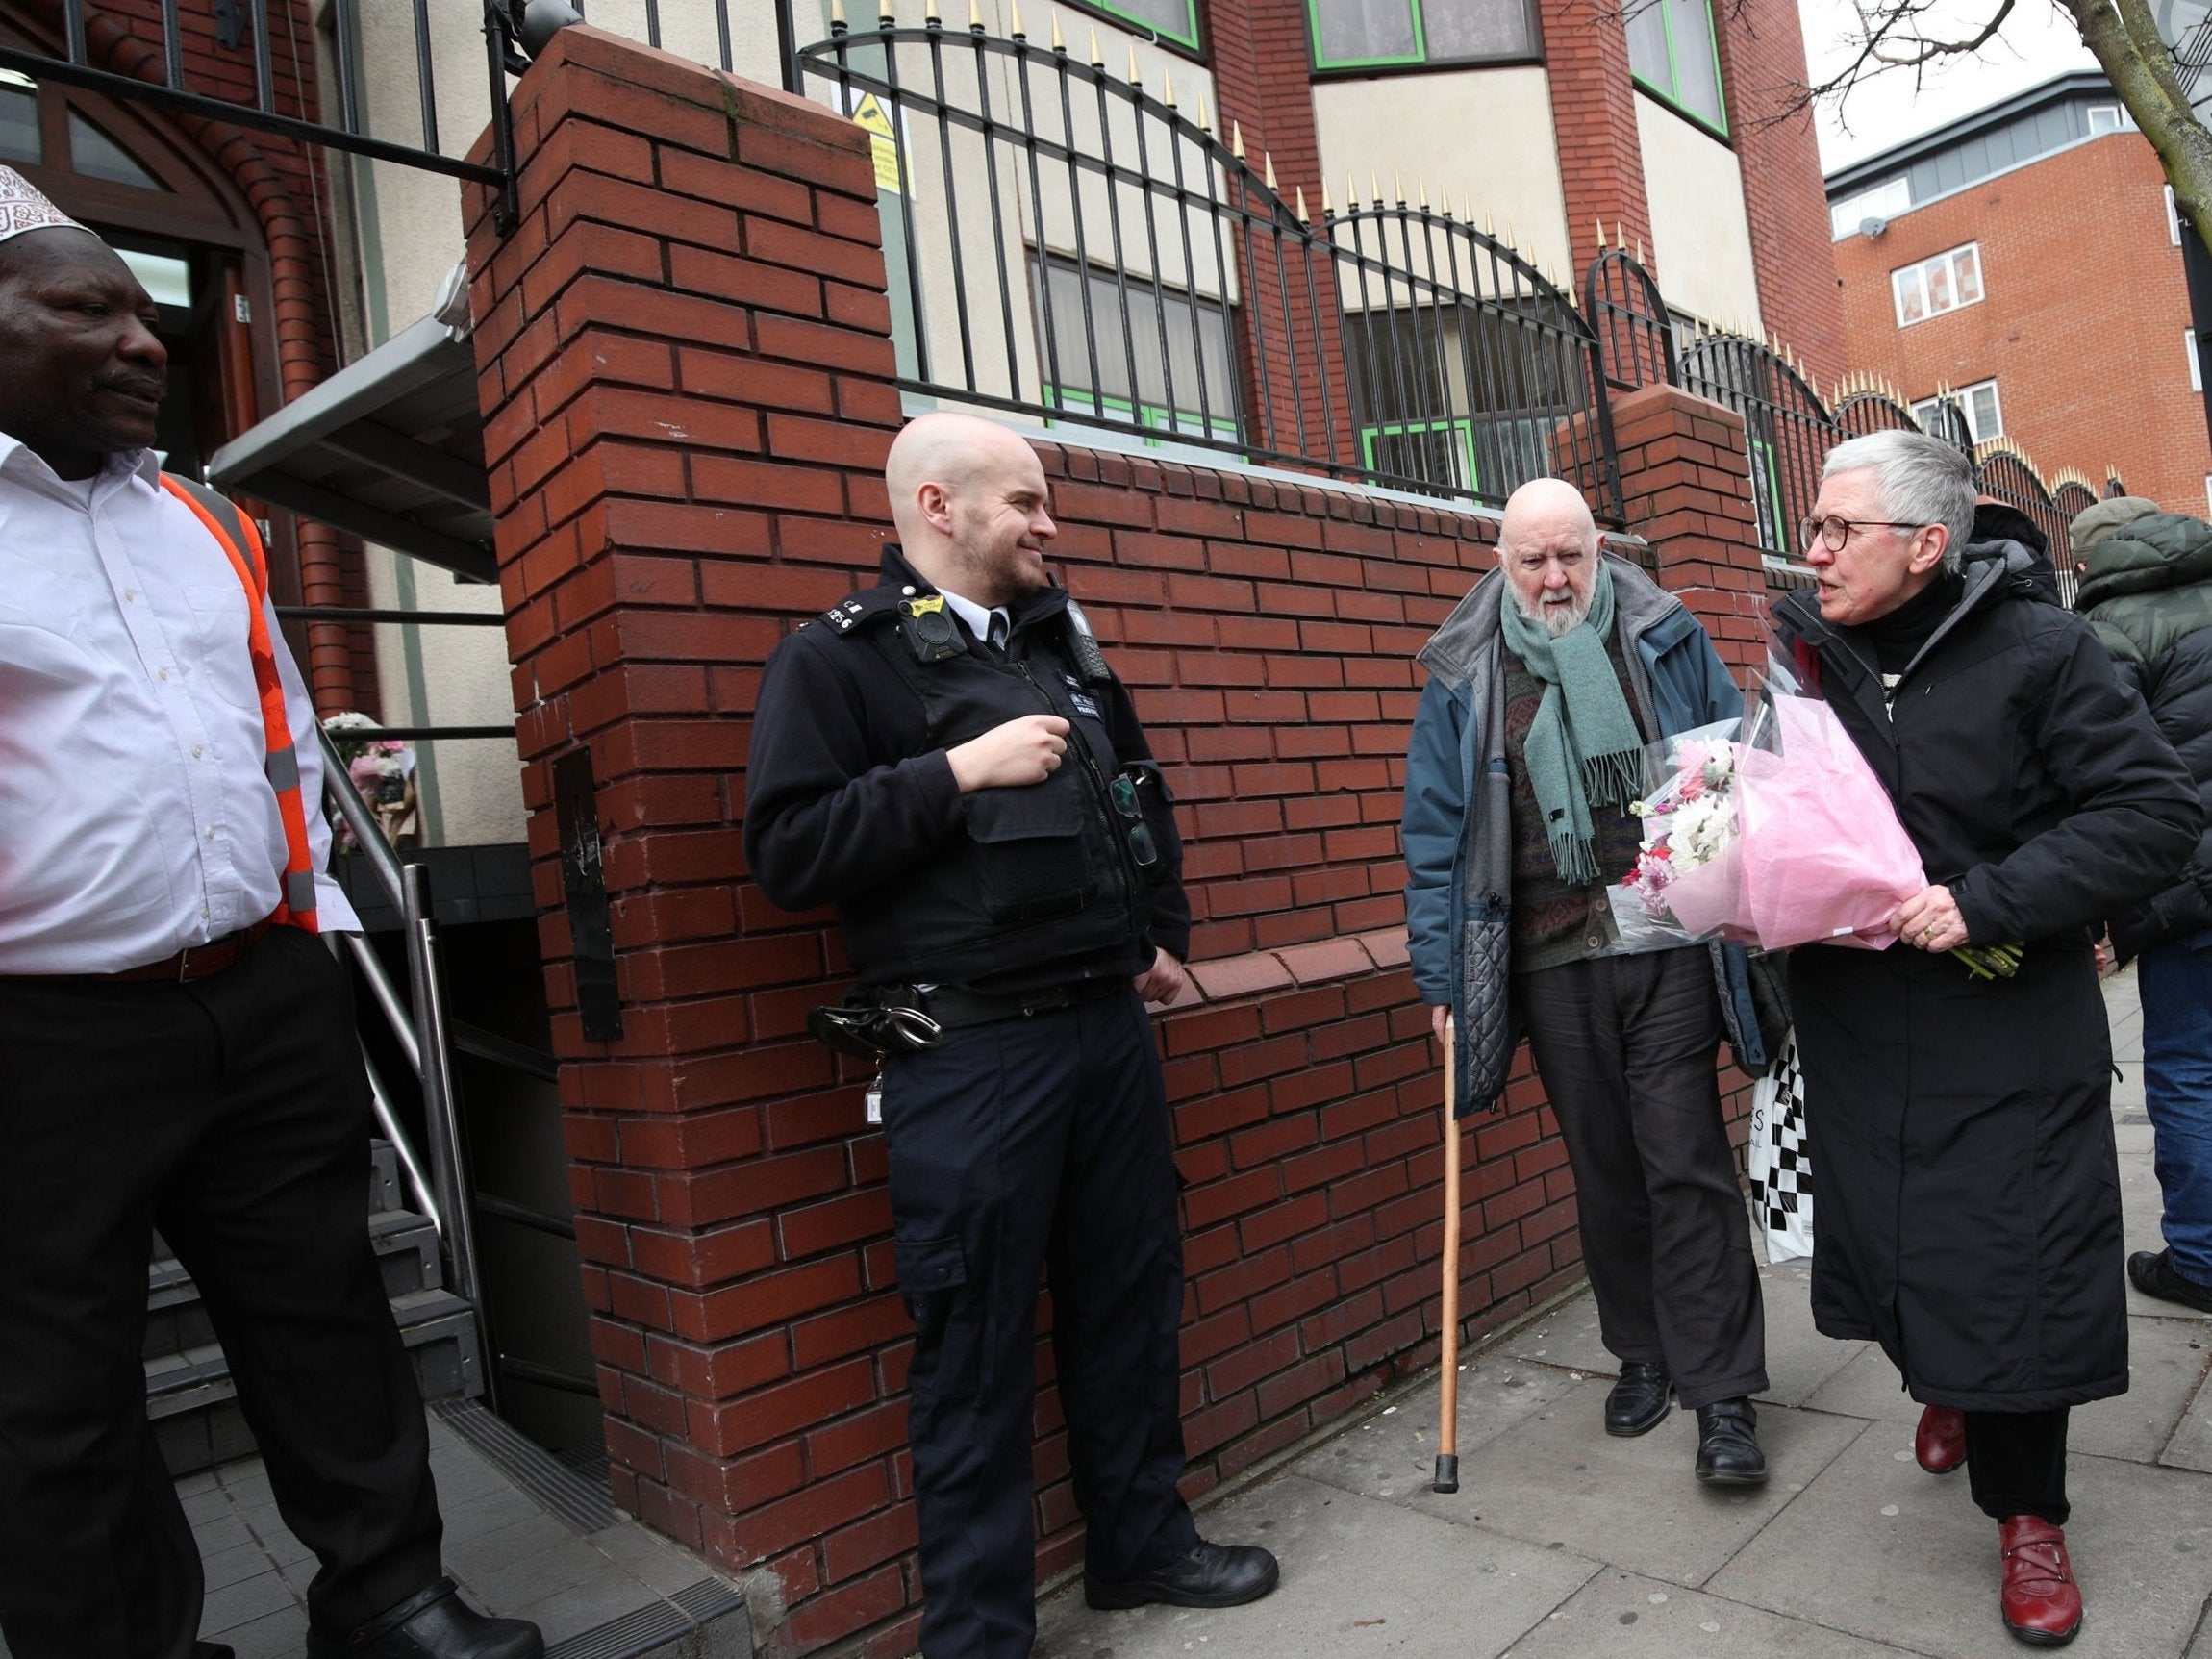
[1775,430,2199,1648]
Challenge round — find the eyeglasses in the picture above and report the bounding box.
[1797,515,1928,553]
[1110,774,1159,869]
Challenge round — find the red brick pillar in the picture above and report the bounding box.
[1606,383,1766,678]
[462,27,913,1647]
[1536,0,1654,279]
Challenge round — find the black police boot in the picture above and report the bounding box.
[1694,1398,1769,1486]
[1604,1361,1672,1437]
[1085,1540,1281,1610]
[304,1578,542,1659]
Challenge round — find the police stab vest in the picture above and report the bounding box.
[829,588,1161,988]
[159,474,320,934]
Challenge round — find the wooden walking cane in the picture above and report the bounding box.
[1433,1014,1462,1493]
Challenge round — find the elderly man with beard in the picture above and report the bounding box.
[1401,477,1773,1485]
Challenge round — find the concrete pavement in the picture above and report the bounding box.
[1038,968,2212,1659]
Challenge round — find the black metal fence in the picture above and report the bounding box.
[795,13,1622,519]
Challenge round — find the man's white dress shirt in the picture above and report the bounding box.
[0,435,359,973]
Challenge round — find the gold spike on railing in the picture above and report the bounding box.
[1595,218,1607,251]
[1050,10,1064,49]
[1440,188,1453,220]
[1393,171,1405,205]
[1482,214,1496,239]
[1264,152,1278,191]
[1320,177,1334,215]
[1295,185,1309,223]
[1161,69,1174,105]
[1417,176,1429,211]
[969,0,983,28]
[831,0,847,26]
[924,0,940,26]
[1195,88,1210,130]
[1371,171,1382,206]
[879,0,895,22]
[1088,25,1103,63]
[1008,0,1023,36]
[1615,220,1625,251]
[1128,44,1141,84]
[1231,119,1245,160]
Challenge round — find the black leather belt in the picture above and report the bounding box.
[906,977,1126,1030]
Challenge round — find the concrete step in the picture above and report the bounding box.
[152,1286,483,1476]
[143,1210,444,1363]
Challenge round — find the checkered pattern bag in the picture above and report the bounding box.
[1747,1029,1812,1264]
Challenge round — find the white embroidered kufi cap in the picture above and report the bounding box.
[0,165,87,244]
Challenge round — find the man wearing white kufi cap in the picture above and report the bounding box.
[0,167,541,1659]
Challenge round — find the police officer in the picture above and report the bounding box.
[744,413,1277,1658]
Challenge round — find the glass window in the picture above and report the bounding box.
[2171,185,2185,247]
[1891,242,1983,327]
[1309,0,1536,69]
[2191,329,2202,394]
[1033,254,1241,443]
[1068,0,1201,51]
[0,70,38,165]
[67,112,162,189]
[1912,378,2002,443]
[1829,176,1910,240]
[1626,0,1725,134]
[2087,103,2129,136]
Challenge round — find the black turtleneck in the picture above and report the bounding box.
[1857,570,1965,675]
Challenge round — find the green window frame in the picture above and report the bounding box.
[1066,0,1202,54]
[1360,418,1480,493]
[1747,433,1786,556]
[1043,386,1242,449]
[1625,0,1727,138]
[1307,0,1539,72]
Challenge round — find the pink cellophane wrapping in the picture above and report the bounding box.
[1735,695,1925,950]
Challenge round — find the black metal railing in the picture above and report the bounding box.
[795,15,1621,519]
[1,0,522,222]
[1676,327,1833,562]
[1583,242,1674,394]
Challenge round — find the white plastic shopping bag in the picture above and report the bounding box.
[1747,1029,1812,1265]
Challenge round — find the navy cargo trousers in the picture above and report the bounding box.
[881,985,1196,1659]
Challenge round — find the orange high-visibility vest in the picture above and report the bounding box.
[158,473,320,934]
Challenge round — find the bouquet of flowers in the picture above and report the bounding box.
[322,712,418,851]
[1610,680,2023,978]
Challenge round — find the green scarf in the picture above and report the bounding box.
[1497,561,1644,885]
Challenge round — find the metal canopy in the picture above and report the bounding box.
[207,315,495,584]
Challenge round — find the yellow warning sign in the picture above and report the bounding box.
[850,93,902,196]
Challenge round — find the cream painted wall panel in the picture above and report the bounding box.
[1635,96,1761,332]
[1311,69,1571,281]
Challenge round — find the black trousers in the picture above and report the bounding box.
[0,927,442,1659]
[1966,1408,2071,1525]
[1516,950,1769,1407]
[882,988,1196,1659]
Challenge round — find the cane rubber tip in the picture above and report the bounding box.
[1432,1454,1459,1493]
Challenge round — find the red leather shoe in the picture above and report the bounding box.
[1915,1404,1967,1473]
[1999,1516,2083,1646]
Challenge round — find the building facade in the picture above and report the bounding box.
[1827,71,2211,519]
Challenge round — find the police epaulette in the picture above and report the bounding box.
[819,589,904,636]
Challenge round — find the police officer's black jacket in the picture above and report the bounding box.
[744,544,1189,993]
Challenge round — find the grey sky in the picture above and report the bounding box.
[1798,0,2099,174]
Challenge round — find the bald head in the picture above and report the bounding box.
[886,413,1057,607]
[1497,478,1600,637]
[0,224,166,478]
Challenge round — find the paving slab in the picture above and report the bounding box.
[1401,1376,1864,1588]
[1501,1569,1908,1659]
[1035,1474,1599,1659]
[1292,1354,1579,1500]
[1710,1431,2212,1658]
[1801,1317,2212,1463]
[2160,1357,2212,1473]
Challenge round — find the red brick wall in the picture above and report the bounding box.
[465,29,1769,1657]
[1712,0,1845,387]
[1832,133,2198,513]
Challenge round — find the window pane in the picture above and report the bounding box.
[1663,0,1723,127]
[1924,257,1953,313]
[1894,268,1925,325]
[1624,0,1672,88]
[0,81,38,165]
[1952,245,1982,304]
[67,112,161,189]
[1314,0,1420,63]
[1090,0,1197,44]
[1971,383,2000,437]
[1420,0,1535,60]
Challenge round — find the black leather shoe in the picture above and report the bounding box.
[1694,1398,1769,1486]
[1085,1540,1281,1610]
[1604,1362,1672,1437]
[304,1578,542,1659]
[2130,1248,2212,1313]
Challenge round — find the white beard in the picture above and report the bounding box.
[1517,590,1591,638]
